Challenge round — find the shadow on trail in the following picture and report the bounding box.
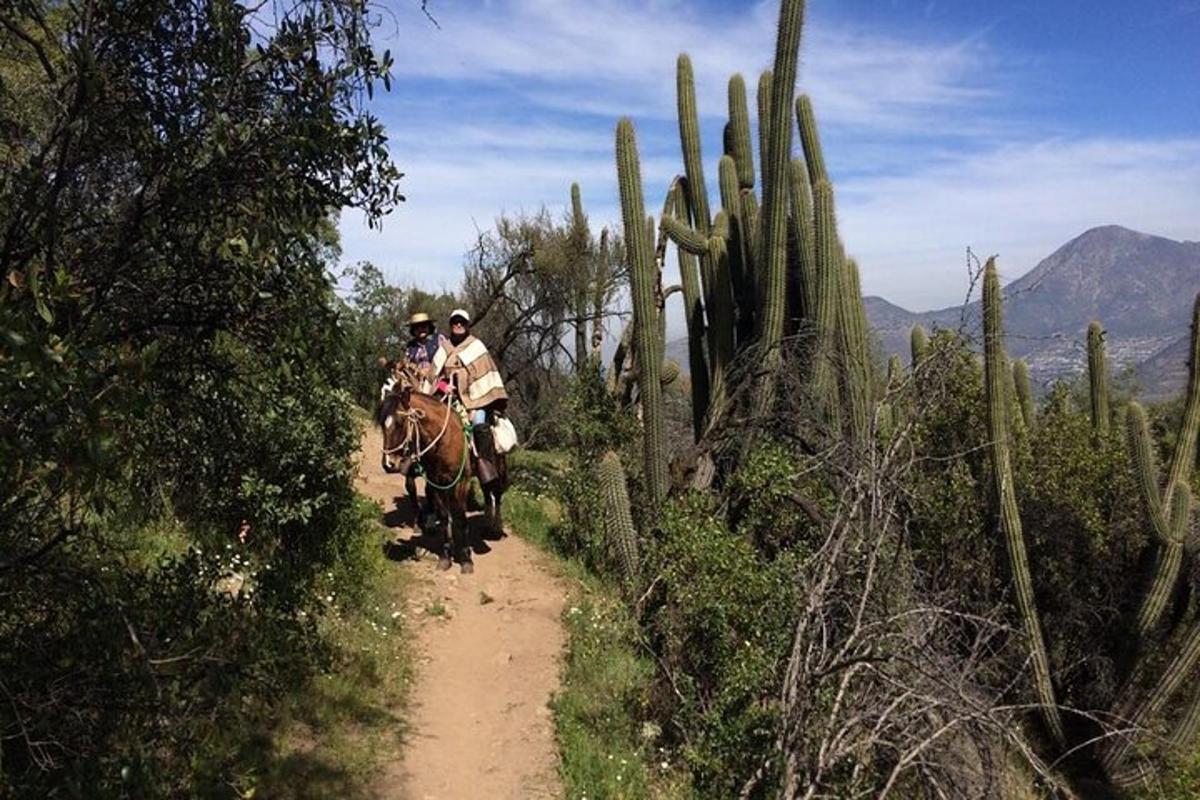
[381,497,506,565]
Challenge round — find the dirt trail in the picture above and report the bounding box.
[356,424,566,800]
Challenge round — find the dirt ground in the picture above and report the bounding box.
[357,424,566,800]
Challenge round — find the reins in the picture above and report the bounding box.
[382,391,470,490]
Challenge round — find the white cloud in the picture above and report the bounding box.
[341,0,1199,324]
[840,137,1200,310]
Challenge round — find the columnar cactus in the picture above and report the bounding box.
[616,118,668,509]
[910,324,929,367]
[982,257,1067,746]
[838,258,873,443]
[788,159,816,326]
[811,179,843,422]
[1087,321,1110,436]
[676,55,712,239]
[727,74,755,190]
[719,154,754,345]
[1012,359,1035,432]
[570,183,591,372]
[796,94,828,186]
[597,451,641,589]
[670,182,710,440]
[756,0,806,355]
[756,70,772,193]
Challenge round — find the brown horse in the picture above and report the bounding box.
[376,368,507,573]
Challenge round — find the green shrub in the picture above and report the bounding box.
[644,494,800,796]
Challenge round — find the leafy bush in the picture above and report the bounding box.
[643,493,800,796]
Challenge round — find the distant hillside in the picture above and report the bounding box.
[666,226,1198,399]
[865,226,1200,397]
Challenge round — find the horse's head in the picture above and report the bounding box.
[375,383,414,474]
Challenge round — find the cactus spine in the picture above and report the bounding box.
[616,118,668,510]
[1087,321,1110,436]
[982,257,1067,746]
[756,0,805,355]
[597,451,641,589]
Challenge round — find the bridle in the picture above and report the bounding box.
[381,390,454,460]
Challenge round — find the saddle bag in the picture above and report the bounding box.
[492,416,519,454]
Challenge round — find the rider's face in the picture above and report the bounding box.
[412,323,430,340]
[450,319,468,335]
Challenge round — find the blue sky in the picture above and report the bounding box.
[340,0,1200,316]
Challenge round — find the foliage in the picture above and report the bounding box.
[0,0,403,793]
[643,493,800,796]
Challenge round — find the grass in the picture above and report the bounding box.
[503,469,691,800]
[237,524,415,800]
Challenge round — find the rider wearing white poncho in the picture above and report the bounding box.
[433,308,510,483]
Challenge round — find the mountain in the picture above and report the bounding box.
[865,226,1200,396]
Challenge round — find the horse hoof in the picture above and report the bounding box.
[438,556,452,571]
[460,561,474,575]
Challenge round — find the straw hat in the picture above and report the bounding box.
[407,311,432,328]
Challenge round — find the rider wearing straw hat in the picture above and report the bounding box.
[403,311,446,392]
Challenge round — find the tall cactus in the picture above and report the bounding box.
[838,258,873,443]
[616,118,668,509]
[796,94,828,186]
[982,257,1067,746]
[910,324,929,368]
[811,179,842,422]
[788,159,816,325]
[597,451,641,589]
[727,74,755,190]
[570,183,591,372]
[676,55,712,239]
[756,0,806,355]
[718,155,753,344]
[1087,321,1110,436]
[756,70,772,193]
[670,182,710,440]
[1013,359,1035,432]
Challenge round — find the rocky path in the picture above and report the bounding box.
[357,425,566,800]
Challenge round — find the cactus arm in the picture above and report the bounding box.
[756,0,806,354]
[660,212,710,256]
[796,94,828,186]
[728,74,756,190]
[676,54,712,238]
[718,155,753,344]
[1164,295,1200,508]
[570,183,591,371]
[669,183,710,440]
[756,70,773,194]
[616,118,668,509]
[788,159,817,326]
[983,257,1067,746]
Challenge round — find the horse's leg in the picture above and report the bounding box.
[453,484,473,574]
[430,490,452,570]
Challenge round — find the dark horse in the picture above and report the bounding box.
[375,372,507,573]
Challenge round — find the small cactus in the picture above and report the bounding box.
[597,451,641,589]
[1087,321,1110,436]
[910,324,930,367]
